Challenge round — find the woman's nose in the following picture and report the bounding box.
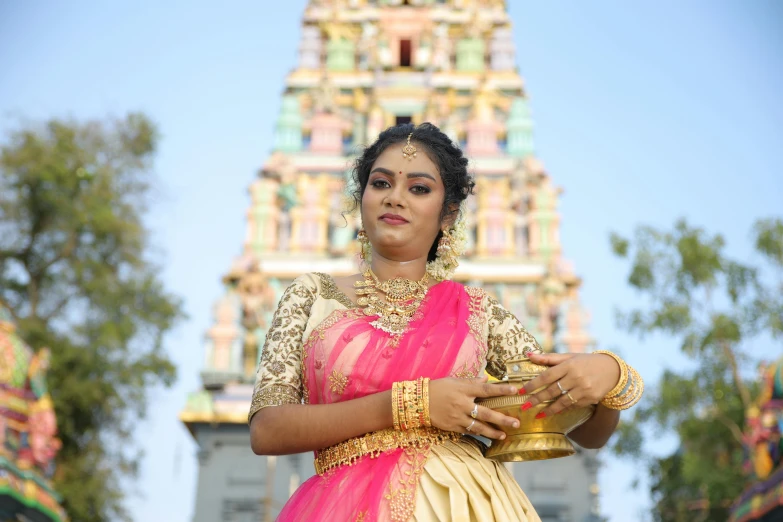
[385,186,407,207]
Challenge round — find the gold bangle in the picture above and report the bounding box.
[403,380,419,430]
[593,350,628,400]
[392,378,432,430]
[601,366,644,410]
[422,377,431,428]
[391,382,402,431]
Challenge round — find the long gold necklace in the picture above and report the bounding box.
[354,268,429,336]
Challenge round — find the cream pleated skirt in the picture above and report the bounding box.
[413,438,541,522]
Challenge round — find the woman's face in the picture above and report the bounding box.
[361,143,445,263]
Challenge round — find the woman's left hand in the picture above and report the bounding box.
[520,352,621,418]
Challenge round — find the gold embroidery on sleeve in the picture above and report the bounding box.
[485,295,543,380]
[465,286,486,342]
[247,278,316,423]
[315,272,356,309]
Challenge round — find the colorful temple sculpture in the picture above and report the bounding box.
[730,357,783,522]
[0,305,67,522]
[180,1,600,520]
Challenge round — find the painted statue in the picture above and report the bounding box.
[0,304,68,522]
[730,357,783,521]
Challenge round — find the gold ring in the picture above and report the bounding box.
[566,391,577,405]
[466,420,476,433]
[470,404,478,419]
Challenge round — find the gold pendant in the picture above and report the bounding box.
[355,268,429,336]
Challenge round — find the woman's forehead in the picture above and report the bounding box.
[372,145,441,180]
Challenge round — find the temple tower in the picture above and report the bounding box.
[180,1,600,521]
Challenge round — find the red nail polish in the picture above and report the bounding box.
[518,387,527,395]
[535,412,546,419]
[521,402,532,411]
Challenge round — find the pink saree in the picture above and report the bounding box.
[278,281,484,521]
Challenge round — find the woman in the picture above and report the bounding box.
[249,123,640,521]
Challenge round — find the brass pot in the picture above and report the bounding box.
[477,355,595,462]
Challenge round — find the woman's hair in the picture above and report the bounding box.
[348,122,475,261]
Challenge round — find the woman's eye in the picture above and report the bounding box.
[411,185,431,194]
[371,179,390,189]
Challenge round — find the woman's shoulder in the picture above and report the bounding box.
[293,272,356,309]
[455,281,489,302]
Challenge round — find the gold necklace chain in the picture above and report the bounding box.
[354,269,429,335]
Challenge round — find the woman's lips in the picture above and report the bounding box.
[379,215,409,225]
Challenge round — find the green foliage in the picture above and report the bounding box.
[610,218,783,522]
[0,114,185,522]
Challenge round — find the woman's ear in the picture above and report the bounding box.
[442,203,460,229]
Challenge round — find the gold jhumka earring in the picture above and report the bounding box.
[401,133,417,161]
[435,229,459,270]
[357,229,371,262]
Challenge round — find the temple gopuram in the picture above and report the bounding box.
[180,1,600,520]
[0,305,67,522]
[730,357,783,522]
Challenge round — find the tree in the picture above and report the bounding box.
[609,218,783,522]
[0,114,185,521]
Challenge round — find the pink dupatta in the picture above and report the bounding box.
[277,281,483,521]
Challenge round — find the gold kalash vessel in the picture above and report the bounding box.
[477,353,595,461]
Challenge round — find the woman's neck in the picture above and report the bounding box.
[369,255,428,282]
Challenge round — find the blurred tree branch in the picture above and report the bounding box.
[0,114,186,522]
[609,217,783,522]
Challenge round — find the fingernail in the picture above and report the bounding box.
[508,387,518,394]
[535,412,546,419]
[512,421,519,428]
[518,387,527,395]
[521,402,532,411]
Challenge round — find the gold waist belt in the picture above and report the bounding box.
[314,426,462,475]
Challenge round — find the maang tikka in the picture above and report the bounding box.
[401,133,417,161]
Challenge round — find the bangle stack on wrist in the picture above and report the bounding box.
[391,377,431,431]
[594,350,644,410]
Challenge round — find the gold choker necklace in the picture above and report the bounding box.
[354,269,429,336]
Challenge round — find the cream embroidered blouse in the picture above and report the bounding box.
[248,272,541,423]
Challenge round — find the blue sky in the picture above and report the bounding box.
[1,1,781,520]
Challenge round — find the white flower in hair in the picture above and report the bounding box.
[426,200,468,281]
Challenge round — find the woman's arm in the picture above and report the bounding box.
[250,390,392,455]
[567,404,620,449]
[251,378,521,455]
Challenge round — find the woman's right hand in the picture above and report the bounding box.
[428,376,520,440]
